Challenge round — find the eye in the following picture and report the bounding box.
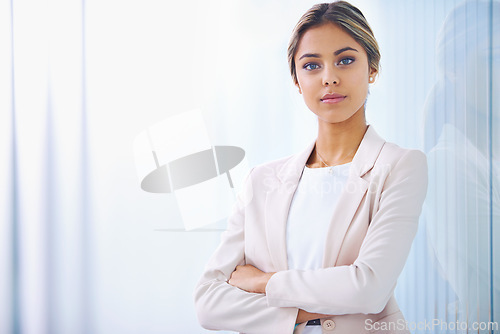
[303,63,321,71]
[338,57,354,66]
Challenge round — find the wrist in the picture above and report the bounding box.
[260,272,275,294]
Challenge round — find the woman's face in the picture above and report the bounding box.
[294,23,376,124]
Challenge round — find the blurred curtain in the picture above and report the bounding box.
[394,1,499,332]
[1,0,90,333]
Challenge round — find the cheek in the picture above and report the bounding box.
[350,73,370,96]
[299,75,321,92]
[297,78,316,97]
[297,81,321,110]
[356,85,369,104]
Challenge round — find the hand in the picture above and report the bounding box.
[228,264,275,294]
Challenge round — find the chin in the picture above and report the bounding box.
[315,109,355,122]
[317,115,352,124]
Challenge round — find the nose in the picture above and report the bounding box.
[323,66,339,86]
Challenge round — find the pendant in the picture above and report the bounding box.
[328,167,333,174]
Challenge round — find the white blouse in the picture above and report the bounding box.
[286,162,351,333]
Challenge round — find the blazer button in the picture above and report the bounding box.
[322,319,336,331]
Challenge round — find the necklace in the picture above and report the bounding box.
[311,145,358,174]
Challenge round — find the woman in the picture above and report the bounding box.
[194,2,427,333]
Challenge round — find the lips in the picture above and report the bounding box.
[321,93,346,104]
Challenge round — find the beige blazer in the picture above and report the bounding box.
[194,125,428,334]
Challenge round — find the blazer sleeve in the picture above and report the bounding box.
[265,149,428,315]
[193,168,299,334]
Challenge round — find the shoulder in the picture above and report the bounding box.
[371,142,428,197]
[234,153,297,207]
[376,141,427,171]
[247,153,295,188]
[253,153,294,175]
[362,140,428,214]
[360,138,427,193]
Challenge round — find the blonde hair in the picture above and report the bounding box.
[288,1,380,84]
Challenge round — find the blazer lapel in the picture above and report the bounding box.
[264,125,386,271]
[321,176,368,266]
[264,139,316,271]
[323,125,386,267]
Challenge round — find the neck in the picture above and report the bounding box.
[309,112,368,167]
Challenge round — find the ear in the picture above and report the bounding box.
[295,81,302,94]
[368,68,378,83]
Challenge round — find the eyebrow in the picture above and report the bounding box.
[334,46,358,56]
[298,46,359,60]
